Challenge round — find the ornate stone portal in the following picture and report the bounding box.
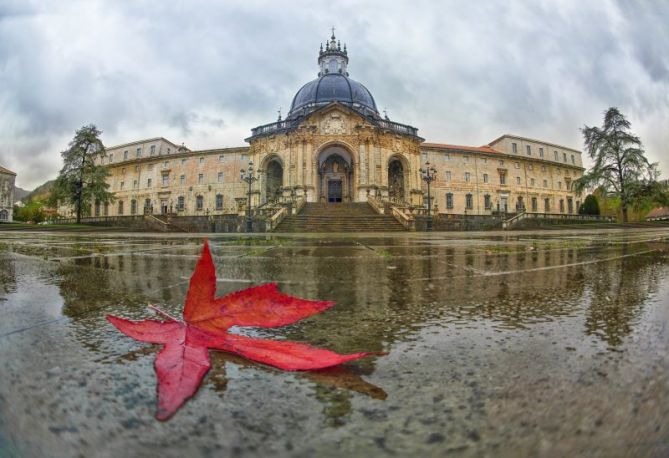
[246,31,424,207]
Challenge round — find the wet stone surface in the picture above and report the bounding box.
[1,228,669,457]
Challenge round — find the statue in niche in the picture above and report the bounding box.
[333,161,339,173]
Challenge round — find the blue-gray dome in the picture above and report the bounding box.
[287,73,379,119]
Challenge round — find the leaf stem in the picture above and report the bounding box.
[148,304,183,323]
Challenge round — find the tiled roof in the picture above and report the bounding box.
[646,207,669,218]
[0,165,16,175]
[422,143,503,154]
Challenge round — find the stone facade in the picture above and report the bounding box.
[0,166,16,222]
[60,33,586,221]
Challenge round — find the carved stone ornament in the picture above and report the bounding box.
[321,113,347,135]
[393,139,402,152]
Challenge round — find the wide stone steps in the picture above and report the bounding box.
[274,203,406,232]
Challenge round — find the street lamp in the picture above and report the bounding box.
[240,160,262,232]
[419,161,437,231]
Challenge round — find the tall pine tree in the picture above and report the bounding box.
[52,125,114,223]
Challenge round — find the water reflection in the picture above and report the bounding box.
[20,236,664,420]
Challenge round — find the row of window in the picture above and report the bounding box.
[109,151,248,165]
[511,143,576,164]
[442,171,571,190]
[95,195,226,216]
[442,193,577,213]
[117,171,227,190]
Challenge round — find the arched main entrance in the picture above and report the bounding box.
[317,145,354,203]
[264,158,283,203]
[388,157,406,203]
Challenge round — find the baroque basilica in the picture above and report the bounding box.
[87,32,584,220]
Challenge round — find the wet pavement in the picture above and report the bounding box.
[1,228,668,457]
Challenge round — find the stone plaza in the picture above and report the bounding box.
[1,227,668,456]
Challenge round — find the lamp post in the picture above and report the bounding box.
[240,161,262,233]
[419,161,437,231]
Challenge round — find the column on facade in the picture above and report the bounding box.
[297,140,304,193]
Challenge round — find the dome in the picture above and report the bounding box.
[287,73,379,118]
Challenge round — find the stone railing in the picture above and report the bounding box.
[375,119,420,137]
[295,196,306,215]
[367,196,385,214]
[391,206,414,230]
[502,211,616,229]
[267,207,288,232]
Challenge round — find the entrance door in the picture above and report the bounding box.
[328,180,342,203]
[161,200,168,214]
[500,196,508,213]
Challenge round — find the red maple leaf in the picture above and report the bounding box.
[107,240,382,420]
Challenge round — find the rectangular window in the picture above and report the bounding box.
[530,178,535,186]
[108,153,113,163]
[162,174,169,186]
[500,173,506,185]
[118,201,124,215]
[180,175,185,185]
[124,150,128,160]
[559,199,564,213]
[445,171,452,181]
[446,193,453,209]
[216,194,223,210]
[217,172,224,183]
[563,153,567,162]
[133,180,138,189]
[465,193,473,210]
[177,196,185,210]
[545,198,550,212]
[219,155,225,162]
[484,194,491,209]
[554,151,559,161]
[150,145,156,156]
[147,178,152,188]
[531,197,537,212]
[483,173,489,183]
[543,179,548,188]
[120,181,124,190]
[199,157,204,165]
[464,172,471,182]
[526,145,531,155]
[512,143,517,153]
[136,147,141,158]
[571,154,575,164]
[198,174,204,184]
[516,176,521,185]
[196,195,204,211]
[539,147,544,158]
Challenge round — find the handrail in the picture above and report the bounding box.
[295,196,306,215]
[367,196,384,214]
[391,206,413,229]
[268,207,288,231]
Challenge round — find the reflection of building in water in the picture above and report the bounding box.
[64,31,584,219]
[0,254,17,296]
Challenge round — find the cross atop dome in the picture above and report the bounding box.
[318,27,348,77]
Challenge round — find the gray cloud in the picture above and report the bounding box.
[1,0,668,189]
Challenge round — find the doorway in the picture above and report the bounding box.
[328,180,342,203]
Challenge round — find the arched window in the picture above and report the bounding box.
[130,199,137,215]
[196,195,204,211]
[215,194,223,210]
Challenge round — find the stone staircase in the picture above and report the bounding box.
[274,202,406,233]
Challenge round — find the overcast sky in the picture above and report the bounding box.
[1,0,668,189]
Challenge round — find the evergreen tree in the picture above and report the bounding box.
[574,107,660,222]
[578,194,600,215]
[51,125,114,223]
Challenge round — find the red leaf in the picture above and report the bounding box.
[107,240,385,420]
[216,283,335,328]
[211,333,382,371]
